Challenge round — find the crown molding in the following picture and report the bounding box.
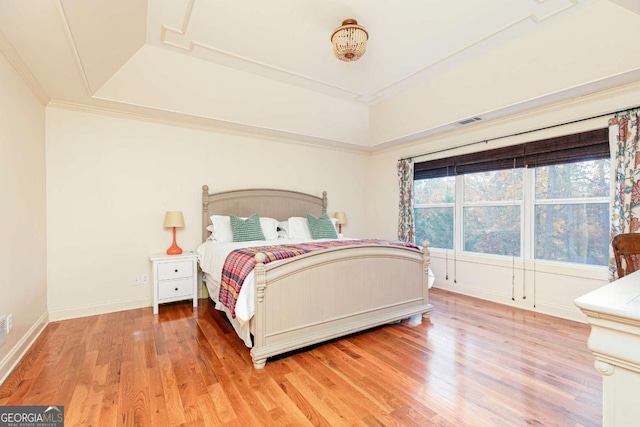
[47,99,370,155]
[0,31,50,105]
[54,0,94,96]
[47,76,640,160]
[379,78,640,158]
[529,0,578,23]
[373,0,581,101]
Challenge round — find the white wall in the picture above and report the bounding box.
[45,107,369,320]
[46,80,640,322]
[366,82,640,321]
[0,51,47,382]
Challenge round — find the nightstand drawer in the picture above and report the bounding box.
[157,260,193,280]
[158,278,194,299]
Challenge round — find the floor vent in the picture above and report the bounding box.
[0,315,5,347]
[458,117,482,125]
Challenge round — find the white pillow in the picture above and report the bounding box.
[288,216,311,239]
[330,217,339,233]
[277,221,289,238]
[260,217,279,240]
[209,215,279,242]
[210,215,234,242]
[287,217,312,239]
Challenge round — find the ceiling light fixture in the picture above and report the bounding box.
[331,19,368,62]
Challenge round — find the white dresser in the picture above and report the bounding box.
[149,252,198,314]
[575,272,640,427]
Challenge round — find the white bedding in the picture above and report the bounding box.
[196,238,435,347]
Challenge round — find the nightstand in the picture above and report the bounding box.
[149,252,198,314]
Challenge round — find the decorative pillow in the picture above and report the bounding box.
[287,217,312,239]
[210,215,278,242]
[230,214,265,242]
[307,214,339,239]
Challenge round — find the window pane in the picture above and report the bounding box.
[464,206,521,256]
[414,176,455,204]
[464,169,523,202]
[535,203,609,265]
[415,207,453,249]
[535,159,610,199]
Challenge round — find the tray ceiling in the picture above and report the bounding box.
[0,0,639,148]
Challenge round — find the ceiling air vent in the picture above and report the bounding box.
[457,117,482,125]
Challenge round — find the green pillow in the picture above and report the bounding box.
[230,214,265,242]
[307,214,338,239]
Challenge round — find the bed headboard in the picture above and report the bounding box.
[201,185,327,241]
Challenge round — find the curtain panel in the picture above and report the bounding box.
[397,159,415,243]
[610,109,640,280]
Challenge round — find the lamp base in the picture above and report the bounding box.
[166,227,183,255]
[166,244,182,255]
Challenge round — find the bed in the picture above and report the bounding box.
[198,185,433,369]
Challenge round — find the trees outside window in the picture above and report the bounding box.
[414,176,454,249]
[463,169,522,256]
[413,159,610,266]
[534,160,609,266]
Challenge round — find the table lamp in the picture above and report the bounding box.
[333,211,347,233]
[163,211,185,255]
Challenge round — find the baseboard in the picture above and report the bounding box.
[432,281,587,323]
[0,311,48,386]
[48,297,153,322]
[433,281,508,305]
[530,301,587,323]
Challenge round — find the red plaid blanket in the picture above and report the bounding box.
[219,239,420,318]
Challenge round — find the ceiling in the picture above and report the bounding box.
[1,0,639,149]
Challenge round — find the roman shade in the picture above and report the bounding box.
[414,128,609,180]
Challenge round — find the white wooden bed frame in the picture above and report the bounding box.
[201,185,433,369]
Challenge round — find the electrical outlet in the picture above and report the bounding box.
[6,314,12,334]
[133,275,141,286]
[141,273,149,284]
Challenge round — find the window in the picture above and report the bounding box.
[412,128,610,266]
[414,176,454,249]
[534,160,610,265]
[463,169,522,256]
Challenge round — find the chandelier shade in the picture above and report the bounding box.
[331,19,368,62]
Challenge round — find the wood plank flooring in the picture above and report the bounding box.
[0,289,601,426]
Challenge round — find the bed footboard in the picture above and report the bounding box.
[250,243,432,369]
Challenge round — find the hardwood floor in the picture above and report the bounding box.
[0,289,601,426]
